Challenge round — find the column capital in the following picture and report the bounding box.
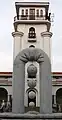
[41,31,53,38]
[12,32,24,37]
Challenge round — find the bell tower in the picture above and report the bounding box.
[12,1,52,114]
[12,1,52,60]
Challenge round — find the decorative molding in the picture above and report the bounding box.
[14,48,44,63]
[28,38,36,42]
[41,31,52,38]
[15,2,49,7]
[14,20,51,33]
[12,32,24,37]
[14,20,51,24]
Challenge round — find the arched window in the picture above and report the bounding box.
[40,9,43,17]
[28,27,36,38]
[0,88,8,104]
[37,9,39,17]
[56,88,62,112]
[21,9,24,16]
[26,9,28,16]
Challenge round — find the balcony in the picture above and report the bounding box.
[14,15,51,32]
[14,15,49,21]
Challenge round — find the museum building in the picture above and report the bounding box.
[0,72,62,112]
[0,1,62,113]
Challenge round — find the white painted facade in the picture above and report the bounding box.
[12,25,52,60]
[0,1,62,112]
[12,1,52,108]
[12,1,52,60]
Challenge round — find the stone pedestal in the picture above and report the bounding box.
[8,95,10,102]
[54,95,56,105]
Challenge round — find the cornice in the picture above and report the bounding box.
[41,31,52,37]
[12,32,24,37]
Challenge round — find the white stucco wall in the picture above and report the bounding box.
[13,36,22,59]
[42,34,52,59]
[18,24,46,50]
[13,24,51,60]
[13,24,48,58]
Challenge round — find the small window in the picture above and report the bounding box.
[26,9,28,16]
[40,9,43,17]
[28,27,36,38]
[37,9,39,17]
[22,9,24,16]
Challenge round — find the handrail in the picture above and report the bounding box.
[14,15,46,21]
[0,113,62,119]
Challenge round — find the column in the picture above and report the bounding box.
[58,104,61,112]
[54,95,56,105]
[41,31,52,59]
[8,95,10,102]
[12,32,24,61]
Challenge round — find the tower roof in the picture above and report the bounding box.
[15,2,49,7]
[15,0,49,2]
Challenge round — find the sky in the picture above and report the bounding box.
[0,0,62,72]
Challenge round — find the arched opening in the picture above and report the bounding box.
[29,45,35,48]
[28,27,36,38]
[0,88,8,104]
[26,9,28,17]
[13,48,51,113]
[37,9,39,17]
[21,9,24,16]
[28,90,36,107]
[40,10,43,17]
[56,88,62,112]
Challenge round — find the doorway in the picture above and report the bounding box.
[29,9,35,20]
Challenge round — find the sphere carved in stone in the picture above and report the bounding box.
[27,64,37,78]
[29,102,35,107]
[29,91,36,99]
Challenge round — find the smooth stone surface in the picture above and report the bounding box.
[13,48,52,114]
[29,102,35,107]
[29,91,36,99]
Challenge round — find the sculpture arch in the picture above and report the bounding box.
[13,48,52,114]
